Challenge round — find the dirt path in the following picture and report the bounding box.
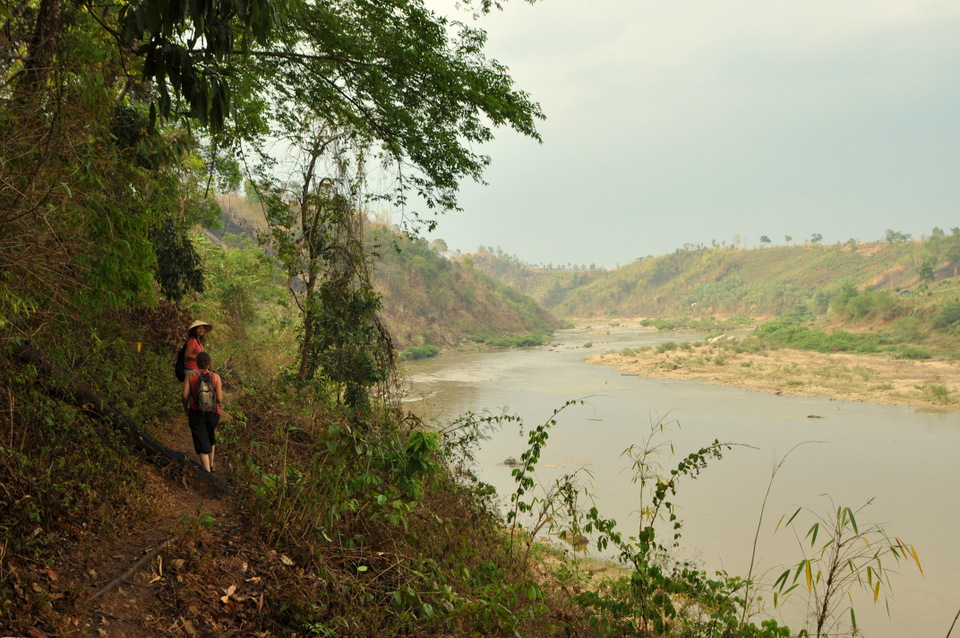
[587,343,960,412]
[73,419,237,637]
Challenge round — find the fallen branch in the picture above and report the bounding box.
[10,340,229,497]
[90,537,174,601]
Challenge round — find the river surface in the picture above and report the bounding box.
[400,322,960,638]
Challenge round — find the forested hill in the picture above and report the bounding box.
[368,227,561,349]
[216,197,561,349]
[464,234,960,319]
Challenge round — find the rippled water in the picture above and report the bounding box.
[401,322,960,638]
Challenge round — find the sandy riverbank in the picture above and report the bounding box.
[587,342,960,412]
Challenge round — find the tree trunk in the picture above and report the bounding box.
[297,148,323,381]
[11,341,229,497]
[18,0,64,96]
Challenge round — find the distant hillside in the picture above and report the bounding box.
[460,248,607,308]
[369,225,561,349]
[462,234,960,321]
[213,197,560,350]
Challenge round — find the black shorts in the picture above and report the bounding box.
[187,410,220,454]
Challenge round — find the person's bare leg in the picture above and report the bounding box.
[199,452,211,472]
[209,445,216,471]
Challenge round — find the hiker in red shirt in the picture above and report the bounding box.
[183,320,212,376]
[181,351,223,472]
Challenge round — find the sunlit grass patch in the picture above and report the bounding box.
[655,341,678,353]
[917,383,952,404]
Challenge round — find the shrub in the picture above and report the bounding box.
[400,345,440,361]
[934,302,960,330]
[755,319,882,353]
[892,346,931,360]
[891,316,926,344]
[485,333,551,348]
[922,383,952,403]
[841,289,898,321]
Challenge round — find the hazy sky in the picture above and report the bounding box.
[404,0,960,268]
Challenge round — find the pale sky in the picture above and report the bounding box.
[405,0,960,268]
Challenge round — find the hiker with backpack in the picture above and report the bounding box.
[175,319,212,382]
[181,351,223,473]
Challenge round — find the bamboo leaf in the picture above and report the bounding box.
[846,507,858,534]
[793,560,807,583]
[895,537,906,556]
[873,580,880,602]
[805,561,813,592]
[775,514,786,533]
[851,607,857,630]
[785,507,802,528]
[774,569,790,591]
[911,546,923,575]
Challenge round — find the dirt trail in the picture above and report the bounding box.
[588,344,960,412]
[73,419,236,638]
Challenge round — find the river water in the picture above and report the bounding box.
[400,322,960,638]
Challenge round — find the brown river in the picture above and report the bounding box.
[401,323,959,638]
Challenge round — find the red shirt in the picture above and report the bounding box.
[184,337,203,370]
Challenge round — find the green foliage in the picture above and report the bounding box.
[489,407,795,637]
[119,0,281,128]
[481,333,551,348]
[239,390,440,543]
[891,346,932,360]
[774,499,922,638]
[885,229,912,244]
[400,345,441,361]
[0,339,168,617]
[918,383,951,403]
[889,315,926,343]
[242,0,543,219]
[149,221,205,302]
[686,275,748,309]
[230,391,571,637]
[755,318,885,353]
[640,318,680,330]
[310,282,392,410]
[636,316,754,332]
[934,301,960,330]
[837,289,898,321]
[571,421,785,637]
